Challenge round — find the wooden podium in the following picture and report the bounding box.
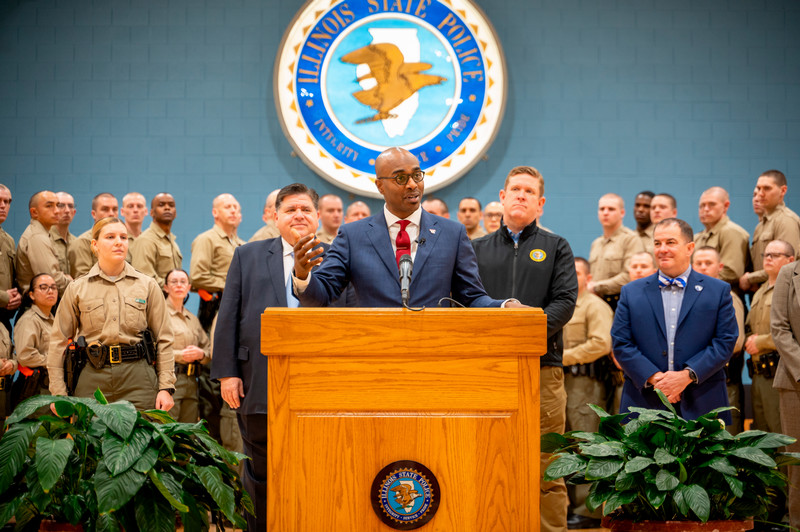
[261,308,546,531]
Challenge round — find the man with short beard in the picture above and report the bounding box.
[130,193,182,289]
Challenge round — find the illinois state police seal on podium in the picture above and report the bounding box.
[371,460,441,530]
[275,0,507,198]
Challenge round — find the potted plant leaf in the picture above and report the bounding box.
[542,389,800,532]
[0,390,253,531]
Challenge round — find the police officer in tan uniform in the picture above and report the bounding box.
[633,191,655,255]
[741,170,800,292]
[68,192,120,278]
[0,185,21,331]
[130,193,182,290]
[745,239,795,434]
[249,189,281,242]
[315,194,343,244]
[589,193,645,310]
[48,217,175,411]
[190,193,245,330]
[50,192,76,277]
[16,191,72,295]
[120,192,148,242]
[563,257,613,529]
[14,273,58,401]
[0,323,15,426]
[692,246,746,434]
[694,187,750,291]
[344,201,371,223]
[164,269,209,423]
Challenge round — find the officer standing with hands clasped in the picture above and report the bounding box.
[48,217,175,410]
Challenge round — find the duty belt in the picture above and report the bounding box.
[567,358,607,380]
[0,375,9,391]
[749,351,780,378]
[601,294,619,311]
[175,362,200,376]
[101,344,145,364]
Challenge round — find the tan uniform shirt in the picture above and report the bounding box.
[467,226,488,240]
[563,291,614,366]
[637,224,654,255]
[746,282,777,355]
[67,229,94,278]
[0,228,15,307]
[315,228,337,244]
[694,215,750,285]
[130,223,182,289]
[0,322,16,373]
[16,220,70,295]
[50,226,75,278]
[249,222,280,242]
[189,225,244,293]
[14,305,53,368]
[731,291,745,354]
[589,225,644,296]
[748,204,800,285]
[47,261,175,394]
[167,299,210,365]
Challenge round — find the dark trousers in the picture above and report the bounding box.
[238,413,267,532]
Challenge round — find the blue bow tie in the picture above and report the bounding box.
[658,275,686,289]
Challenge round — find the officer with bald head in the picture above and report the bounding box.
[16,190,72,295]
[694,186,750,290]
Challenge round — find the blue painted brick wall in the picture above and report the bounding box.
[0,0,798,276]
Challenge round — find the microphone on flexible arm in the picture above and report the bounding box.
[399,254,413,308]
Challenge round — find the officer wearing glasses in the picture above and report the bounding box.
[293,146,522,309]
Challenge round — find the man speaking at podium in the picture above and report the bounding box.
[293,147,523,309]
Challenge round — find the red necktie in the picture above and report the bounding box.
[395,220,411,268]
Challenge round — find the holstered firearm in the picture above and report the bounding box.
[141,329,157,368]
[64,337,87,396]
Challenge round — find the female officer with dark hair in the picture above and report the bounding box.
[13,272,58,402]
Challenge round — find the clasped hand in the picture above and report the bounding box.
[647,370,692,403]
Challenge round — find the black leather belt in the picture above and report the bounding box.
[102,344,145,364]
[0,375,9,391]
[748,351,779,378]
[601,294,619,310]
[175,362,200,376]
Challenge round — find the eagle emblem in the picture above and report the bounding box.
[341,43,447,124]
[390,482,423,512]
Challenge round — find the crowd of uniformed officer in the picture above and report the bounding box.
[0,170,797,526]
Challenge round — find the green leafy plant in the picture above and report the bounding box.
[542,390,800,524]
[0,390,253,531]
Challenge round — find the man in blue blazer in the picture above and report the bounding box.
[293,147,519,309]
[212,183,338,531]
[611,218,738,423]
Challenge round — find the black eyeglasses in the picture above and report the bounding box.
[762,252,792,260]
[377,170,425,186]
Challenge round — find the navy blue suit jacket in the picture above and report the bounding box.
[611,270,738,423]
[298,209,502,308]
[210,238,350,415]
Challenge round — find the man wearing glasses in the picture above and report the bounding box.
[746,239,795,436]
[293,147,521,309]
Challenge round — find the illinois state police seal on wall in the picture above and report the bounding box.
[371,460,441,529]
[275,0,507,198]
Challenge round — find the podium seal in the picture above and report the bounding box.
[371,460,441,530]
[275,0,507,198]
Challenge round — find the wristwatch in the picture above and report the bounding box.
[686,368,698,383]
[159,388,175,395]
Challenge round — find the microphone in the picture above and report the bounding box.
[399,254,413,307]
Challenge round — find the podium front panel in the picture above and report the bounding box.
[263,308,545,531]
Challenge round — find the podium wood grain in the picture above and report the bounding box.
[262,308,546,531]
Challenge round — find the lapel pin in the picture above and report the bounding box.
[694,285,703,292]
[429,228,436,234]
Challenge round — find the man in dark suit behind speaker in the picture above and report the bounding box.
[211,183,328,531]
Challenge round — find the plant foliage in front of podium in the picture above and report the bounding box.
[542,390,800,523]
[0,390,253,531]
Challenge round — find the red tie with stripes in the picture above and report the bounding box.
[395,220,411,268]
